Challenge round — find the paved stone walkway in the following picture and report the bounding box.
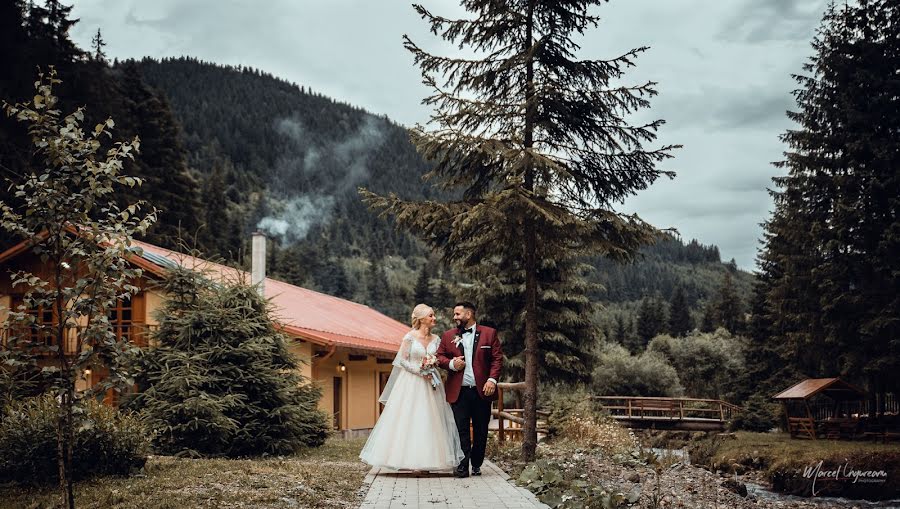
[359,460,549,509]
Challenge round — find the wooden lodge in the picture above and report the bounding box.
[774,378,899,440]
[0,233,407,434]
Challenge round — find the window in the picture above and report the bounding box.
[106,294,148,346]
[107,297,133,342]
[8,295,57,350]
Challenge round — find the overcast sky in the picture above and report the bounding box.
[70,0,827,271]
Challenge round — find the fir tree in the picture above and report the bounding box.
[129,266,330,457]
[699,301,717,333]
[715,272,744,335]
[90,28,106,63]
[366,259,389,311]
[474,254,600,384]
[117,63,204,249]
[667,285,693,337]
[413,265,431,304]
[636,296,668,348]
[201,162,229,257]
[758,0,900,403]
[361,0,677,460]
[613,314,629,345]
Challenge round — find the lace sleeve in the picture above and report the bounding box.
[393,334,421,374]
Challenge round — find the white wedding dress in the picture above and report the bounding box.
[359,331,465,471]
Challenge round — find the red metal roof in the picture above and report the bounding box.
[129,240,407,355]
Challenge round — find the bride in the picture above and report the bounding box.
[359,304,464,472]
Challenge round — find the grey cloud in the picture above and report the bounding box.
[655,85,796,131]
[717,0,824,43]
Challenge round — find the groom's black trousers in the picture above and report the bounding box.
[451,386,492,472]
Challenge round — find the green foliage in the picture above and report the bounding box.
[635,296,668,350]
[517,459,637,509]
[729,394,778,432]
[756,0,900,399]
[592,343,683,397]
[128,267,330,457]
[362,1,679,460]
[0,395,150,485]
[647,329,746,401]
[413,265,431,304]
[667,286,693,337]
[714,272,745,335]
[0,69,157,506]
[474,256,601,385]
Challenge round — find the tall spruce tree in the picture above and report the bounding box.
[414,265,432,304]
[117,63,204,248]
[715,272,745,335]
[636,296,668,348]
[90,28,106,63]
[473,253,601,384]
[758,0,900,406]
[667,285,692,337]
[361,0,676,460]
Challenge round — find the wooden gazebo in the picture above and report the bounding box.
[773,378,867,439]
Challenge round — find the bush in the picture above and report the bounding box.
[592,342,684,397]
[0,395,150,485]
[729,394,779,432]
[543,385,637,455]
[648,329,746,401]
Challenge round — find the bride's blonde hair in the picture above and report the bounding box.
[410,303,433,329]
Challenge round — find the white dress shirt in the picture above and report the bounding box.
[450,323,497,387]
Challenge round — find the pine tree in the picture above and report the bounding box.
[201,162,229,257]
[667,285,693,337]
[366,259,389,311]
[699,301,717,333]
[90,28,106,63]
[475,254,600,384]
[413,265,431,304]
[759,0,900,403]
[636,296,668,348]
[613,314,629,345]
[361,0,677,460]
[117,63,204,250]
[129,266,330,457]
[715,272,744,335]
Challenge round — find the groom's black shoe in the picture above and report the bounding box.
[454,468,469,478]
[472,466,481,476]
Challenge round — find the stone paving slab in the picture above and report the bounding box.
[359,460,548,509]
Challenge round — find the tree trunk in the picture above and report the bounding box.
[520,0,539,462]
[57,387,75,509]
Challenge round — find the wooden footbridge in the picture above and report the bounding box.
[489,385,741,438]
[593,396,742,431]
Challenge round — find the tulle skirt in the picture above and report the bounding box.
[359,369,465,471]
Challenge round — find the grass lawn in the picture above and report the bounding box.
[0,437,369,509]
[704,431,900,469]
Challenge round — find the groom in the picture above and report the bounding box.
[437,301,503,478]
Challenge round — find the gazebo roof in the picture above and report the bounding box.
[773,377,866,401]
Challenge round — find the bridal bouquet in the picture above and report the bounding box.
[421,354,441,390]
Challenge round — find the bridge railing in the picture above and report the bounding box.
[593,396,742,422]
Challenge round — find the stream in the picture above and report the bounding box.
[650,447,900,508]
[745,481,900,508]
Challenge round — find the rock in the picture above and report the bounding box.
[627,473,641,483]
[722,478,748,497]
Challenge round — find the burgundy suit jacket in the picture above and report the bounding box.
[437,325,503,404]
